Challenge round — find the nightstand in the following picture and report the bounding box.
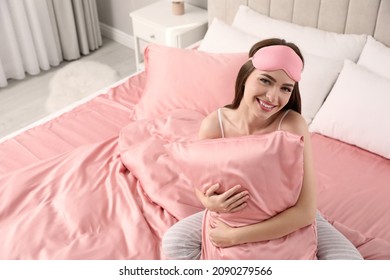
[130,1,208,71]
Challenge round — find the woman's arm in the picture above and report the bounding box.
[195,111,248,213]
[196,111,250,213]
[208,112,317,247]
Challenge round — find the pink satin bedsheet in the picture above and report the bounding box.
[312,134,390,259]
[0,108,206,259]
[0,72,389,259]
[0,72,145,176]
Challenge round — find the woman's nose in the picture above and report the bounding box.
[266,87,277,102]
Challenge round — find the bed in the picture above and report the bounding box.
[0,0,389,260]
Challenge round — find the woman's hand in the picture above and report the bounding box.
[208,217,238,248]
[195,184,249,213]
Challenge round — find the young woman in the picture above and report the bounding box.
[162,38,363,260]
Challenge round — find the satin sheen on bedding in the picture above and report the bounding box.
[131,44,248,120]
[0,110,204,259]
[312,134,390,259]
[0,72,146,175]
[167,132,317,260]
[0,51,389,259]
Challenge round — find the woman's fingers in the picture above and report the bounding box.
[204,183,220,196]
[225,191,249,211]
[208,218,234,248]
[229,201,248,213]
[220,184,242,200]
[202,184,249,213]
[228,194,249,212]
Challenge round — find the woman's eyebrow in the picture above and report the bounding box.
[261,74,294,87]
[261,74,277,82]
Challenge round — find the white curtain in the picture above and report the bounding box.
[0,0,102,88]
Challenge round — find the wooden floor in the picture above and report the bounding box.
[0,37,136,139]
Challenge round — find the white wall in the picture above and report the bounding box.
[96,0,207,48]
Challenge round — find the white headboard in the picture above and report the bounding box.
[208,0,390,46]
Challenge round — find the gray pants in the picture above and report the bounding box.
[162,211,363,260]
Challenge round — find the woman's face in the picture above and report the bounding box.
[241,69,295,119]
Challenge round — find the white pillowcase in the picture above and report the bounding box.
[199,18,342,124]
[232,5,367,62]
[198,18,260,53]
[310,60,390,159]
[300,54,343,124]
[357,36,390,79]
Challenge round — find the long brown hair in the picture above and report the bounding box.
[225,38,304,114]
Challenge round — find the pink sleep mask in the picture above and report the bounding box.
[250,45,303,82]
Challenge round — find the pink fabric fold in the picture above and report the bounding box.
[312,133,390,259]
[1,70,389,260]
[0,136,175,259]
[0,72,146,175]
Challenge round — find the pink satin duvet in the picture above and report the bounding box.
[0,108,208,259]
[0,73,389,260]
[0,107,316,259]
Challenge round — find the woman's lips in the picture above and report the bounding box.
[257,98,276,112]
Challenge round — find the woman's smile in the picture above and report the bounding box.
[256,97,277,112]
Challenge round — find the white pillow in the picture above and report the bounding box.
[310,60,390,159]
[198,18,260,53]
[232,5,367,62]
[300,53,343,124]
[357,36,390,79]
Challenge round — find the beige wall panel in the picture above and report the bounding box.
[318,0,349,33]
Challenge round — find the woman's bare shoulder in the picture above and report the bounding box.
[198,110,221,139]
[281,110,309,137]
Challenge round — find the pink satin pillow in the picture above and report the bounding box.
[131,45,248,119]
[166,131,317,259]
